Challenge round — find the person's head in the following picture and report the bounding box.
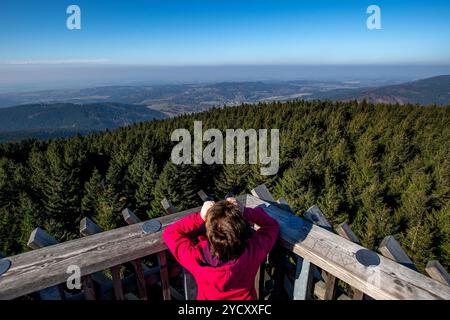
[205,200,249,262]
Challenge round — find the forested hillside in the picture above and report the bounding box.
[0,100,448,271]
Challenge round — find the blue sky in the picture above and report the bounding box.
[1,0,450,65]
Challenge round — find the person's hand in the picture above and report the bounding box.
[200,201,215,221]
[226,197,244,213]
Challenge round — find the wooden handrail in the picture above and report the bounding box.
[1,194,449,300]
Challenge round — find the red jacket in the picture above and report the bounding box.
[162,207,279,300]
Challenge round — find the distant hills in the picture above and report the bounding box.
[0,102,166,141]
[0,79,391,114]
[0,76,448,142]
[310,75,450,105]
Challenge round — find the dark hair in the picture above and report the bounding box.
[205,200,249,262]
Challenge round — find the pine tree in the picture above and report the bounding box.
[215,164,251,197]
[43,143,81,241]
[150,162,201,217]
[135,160,158,217]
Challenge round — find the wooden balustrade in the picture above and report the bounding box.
[0,186,449,301]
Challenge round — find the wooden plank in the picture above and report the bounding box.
[131,259,148,300]
[27,227,58,250]
[251,184,276,202]
[80,217,103,236]
[303,205,333,232]
[246,195,450,300]
[336,222,361,244]
[161,198,177,215]
[79,218,124,300]
[110,265,125,300]
[183,268,197,300]
[2,195,449,300]
[426,261,450,286]
[379,236,418,271]
[122,208,141,225]
[197,190,209,202]
[313,280,326,299]
[158,251,171,300]
[293,255,314,300]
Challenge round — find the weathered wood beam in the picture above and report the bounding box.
[426,261,450,286]
[157,251,171,300]
[251,184,276,202]
[122,208,141,225]
[336,222,361,245]
[79,217,103,236]
[379,236,418,271]
[161,198,177,215]
[197,190,209,202]
[246,195,450,300]
[27,227,58,250]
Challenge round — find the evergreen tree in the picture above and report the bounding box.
[150,162,201,217]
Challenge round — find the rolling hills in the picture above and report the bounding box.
[0,102,166,141]
[311,75,450,105]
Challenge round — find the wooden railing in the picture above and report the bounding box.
[0,186,449,300]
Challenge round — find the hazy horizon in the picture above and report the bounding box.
[1,64,450,93]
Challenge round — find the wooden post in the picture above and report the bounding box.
[79,217,103,236]
[183,268,198,300]
[197,190,209,202]
[336,222,365,300]
[157,251,171,300]
[251,184,276,202]
[425,261,450,286]
[79,217,125,300]
[161,198,177,215]
[336,222,360,244]
[293,255,314,300]
[379,236,418,271]
[122,208,141,225]
[251,185,280,300]
[120,208,149,300]
[27,227,58,250]
[302,206,339,300]
[27,228,65,300]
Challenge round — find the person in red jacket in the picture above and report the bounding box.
[162,197,279,300]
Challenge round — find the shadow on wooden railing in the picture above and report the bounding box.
[0,185,449,300]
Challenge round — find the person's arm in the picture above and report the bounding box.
[162,201,214,274]
[243,207,280,262]
[162,212,204,274]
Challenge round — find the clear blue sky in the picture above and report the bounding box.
[1,0,450,65]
